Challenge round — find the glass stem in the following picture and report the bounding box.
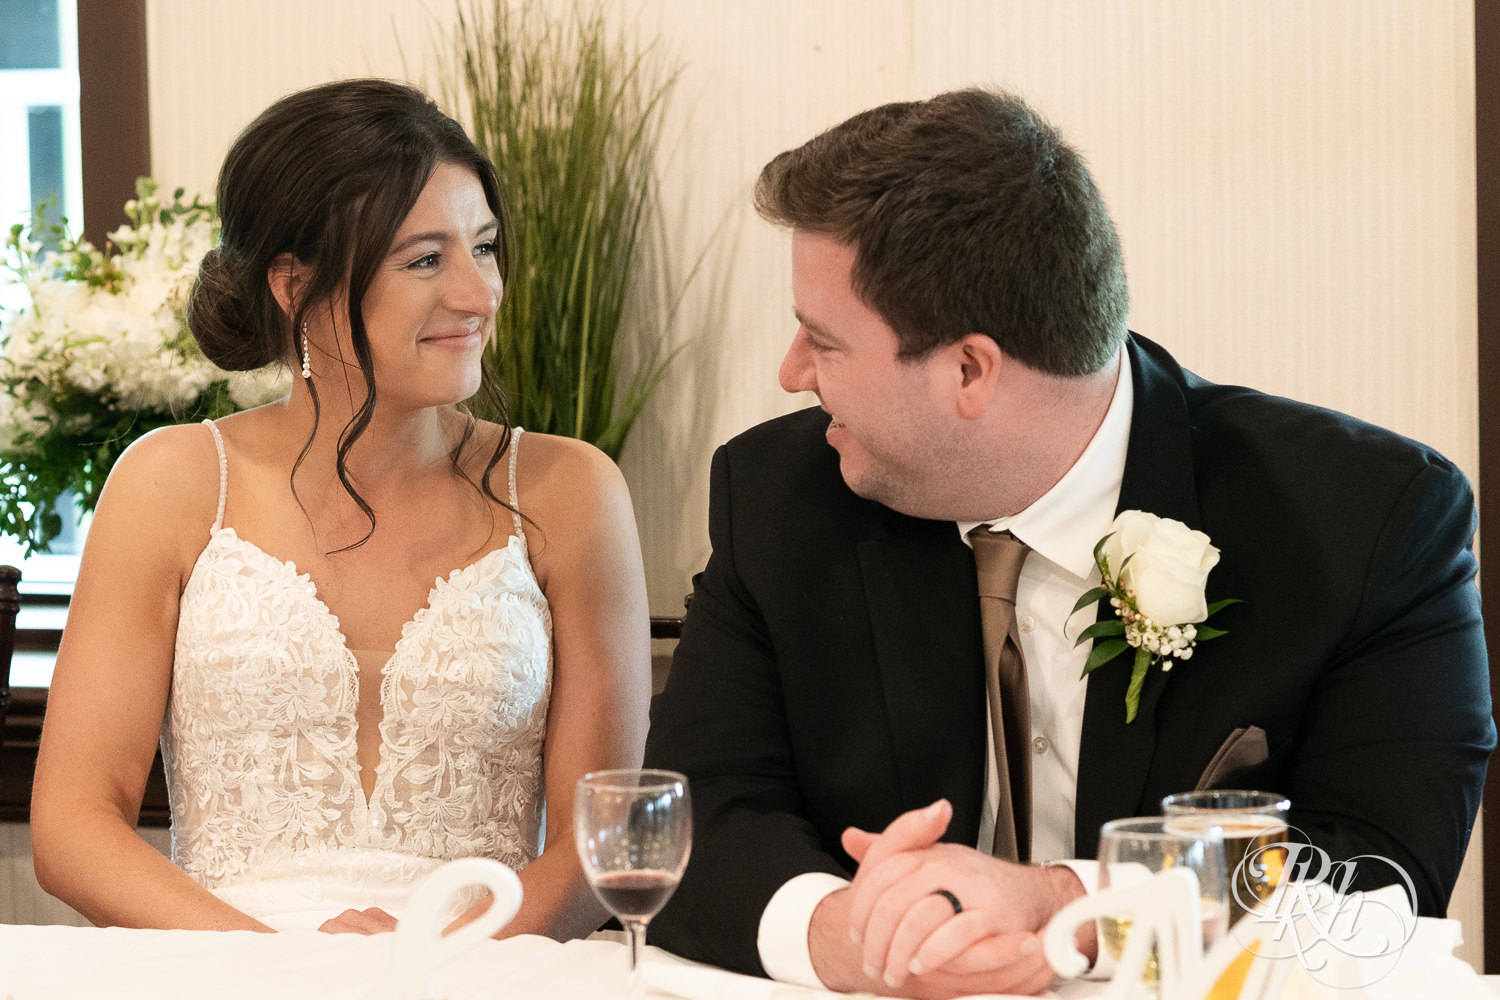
[626,918,647,1000]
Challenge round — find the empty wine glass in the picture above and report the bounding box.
[575,769,691,999]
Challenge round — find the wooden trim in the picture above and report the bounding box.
[0,686,169,826]
[1477,0,1500,975]
[16,628,63,652]
[76,0,150,242]
[0,614,685,827]
[649,616,683,640]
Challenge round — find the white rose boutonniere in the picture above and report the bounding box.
[1071,510,1238,723]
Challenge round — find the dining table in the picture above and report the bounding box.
[1,920,1496,1000]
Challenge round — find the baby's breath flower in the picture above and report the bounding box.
[1071,511,1237,723]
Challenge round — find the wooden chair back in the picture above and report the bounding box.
[0,565,20,750]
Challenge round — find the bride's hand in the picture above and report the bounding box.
[318,907,399,934]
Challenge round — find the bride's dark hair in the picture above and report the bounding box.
[188,78,513,548]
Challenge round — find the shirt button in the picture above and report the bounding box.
[1018,613,1036,634]
[1032,735,1050,755]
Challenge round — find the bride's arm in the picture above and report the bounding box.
[460,433,650,940]
[30,426,271,931]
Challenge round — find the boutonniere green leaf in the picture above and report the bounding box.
[1070,510,1239,723]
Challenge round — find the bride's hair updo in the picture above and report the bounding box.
[190,77,507,373]
[188,79,513,546]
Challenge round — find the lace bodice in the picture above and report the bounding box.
[161,423,552,898]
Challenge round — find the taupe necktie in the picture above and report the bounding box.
[968,526,1032,863]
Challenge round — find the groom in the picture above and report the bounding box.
[643,88,1493,997]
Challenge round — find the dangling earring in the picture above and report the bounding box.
[300,320,312,380]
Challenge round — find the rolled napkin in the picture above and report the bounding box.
[382,857,523,1000]
[1044,874,1490,1000]
[1229,884,1490,1000]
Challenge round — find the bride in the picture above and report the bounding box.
[30,79,651,939]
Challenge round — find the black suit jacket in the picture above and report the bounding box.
[644,335,1494,977]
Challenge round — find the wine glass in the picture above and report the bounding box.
[575,769,691,999]
[1098,817,1229,999]
[1161,789,1291,930]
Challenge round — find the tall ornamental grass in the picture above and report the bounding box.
[437,0,682,460]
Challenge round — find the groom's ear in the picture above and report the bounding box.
[952,333,1004,421]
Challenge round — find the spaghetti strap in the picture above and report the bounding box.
[507,428,524,539]
[200,418,228,533]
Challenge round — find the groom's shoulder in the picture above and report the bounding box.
[712,407,887,535]
[724,405,832,453]
[1183,371,1462,483]
[1137,335,1452,471]
[718,406,843,484]
[1168,373,1473,538]
[1132,337,1470,521]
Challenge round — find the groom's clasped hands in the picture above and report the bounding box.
[813,799,1091,999]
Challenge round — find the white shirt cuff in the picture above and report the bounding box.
[756,872,850,988]
[1051,858,1098,895]
[1047,859,1114,979]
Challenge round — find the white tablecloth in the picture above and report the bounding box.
[0,924,1102,1000]
[0,922,1492,1000]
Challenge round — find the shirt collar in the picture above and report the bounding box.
[957,347,1133,582]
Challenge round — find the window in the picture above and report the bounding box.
[1,0,83,285]
[0,0,85,594]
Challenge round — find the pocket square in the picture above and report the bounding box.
[1194,725,1270,790]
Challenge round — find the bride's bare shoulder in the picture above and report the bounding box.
[97,421,222,534]
[508,429,625,503]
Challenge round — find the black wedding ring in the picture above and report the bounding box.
[930,888,963,914]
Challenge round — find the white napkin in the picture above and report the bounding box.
[1214,884,1490,1000]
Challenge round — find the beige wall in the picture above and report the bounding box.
[146,0,1478,611]
[137,0,1483,962]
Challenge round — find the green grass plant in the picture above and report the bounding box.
[436,0,683,459]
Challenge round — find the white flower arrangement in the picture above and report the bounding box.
[1071,509,1237,722]
[0,178,289,551]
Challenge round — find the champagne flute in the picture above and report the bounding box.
[1098,817,1229,999]
[575,769,691,999]
[1161,789,1290,929]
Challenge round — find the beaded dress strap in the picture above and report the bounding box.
[200,419,228,533]
[507,428,524,539]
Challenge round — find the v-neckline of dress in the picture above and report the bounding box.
[206,526,520,809]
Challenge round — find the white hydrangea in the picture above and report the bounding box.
[0,191,286,456]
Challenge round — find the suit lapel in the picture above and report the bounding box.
[857,513,988,846]
[1075,336,1205,857]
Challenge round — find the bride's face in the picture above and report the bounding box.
[332,162,503,409]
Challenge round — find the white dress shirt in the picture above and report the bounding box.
[758,351,1133,988]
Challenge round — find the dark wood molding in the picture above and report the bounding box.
[1478,0,1500,976]
[0,687,170,827]
[0,616,685,827]
[649,616,684,640]
[76,0,150,243]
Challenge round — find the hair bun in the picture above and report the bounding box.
[188,247,283,371]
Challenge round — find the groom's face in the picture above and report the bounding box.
[779,230,954,513]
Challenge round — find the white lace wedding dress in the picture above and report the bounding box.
[159,422,552,929]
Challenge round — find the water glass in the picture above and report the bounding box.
[1162,789,1290,928]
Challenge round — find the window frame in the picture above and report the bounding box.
[77,0,149,244]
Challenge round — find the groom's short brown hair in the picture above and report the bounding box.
[755,88,1128,377]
